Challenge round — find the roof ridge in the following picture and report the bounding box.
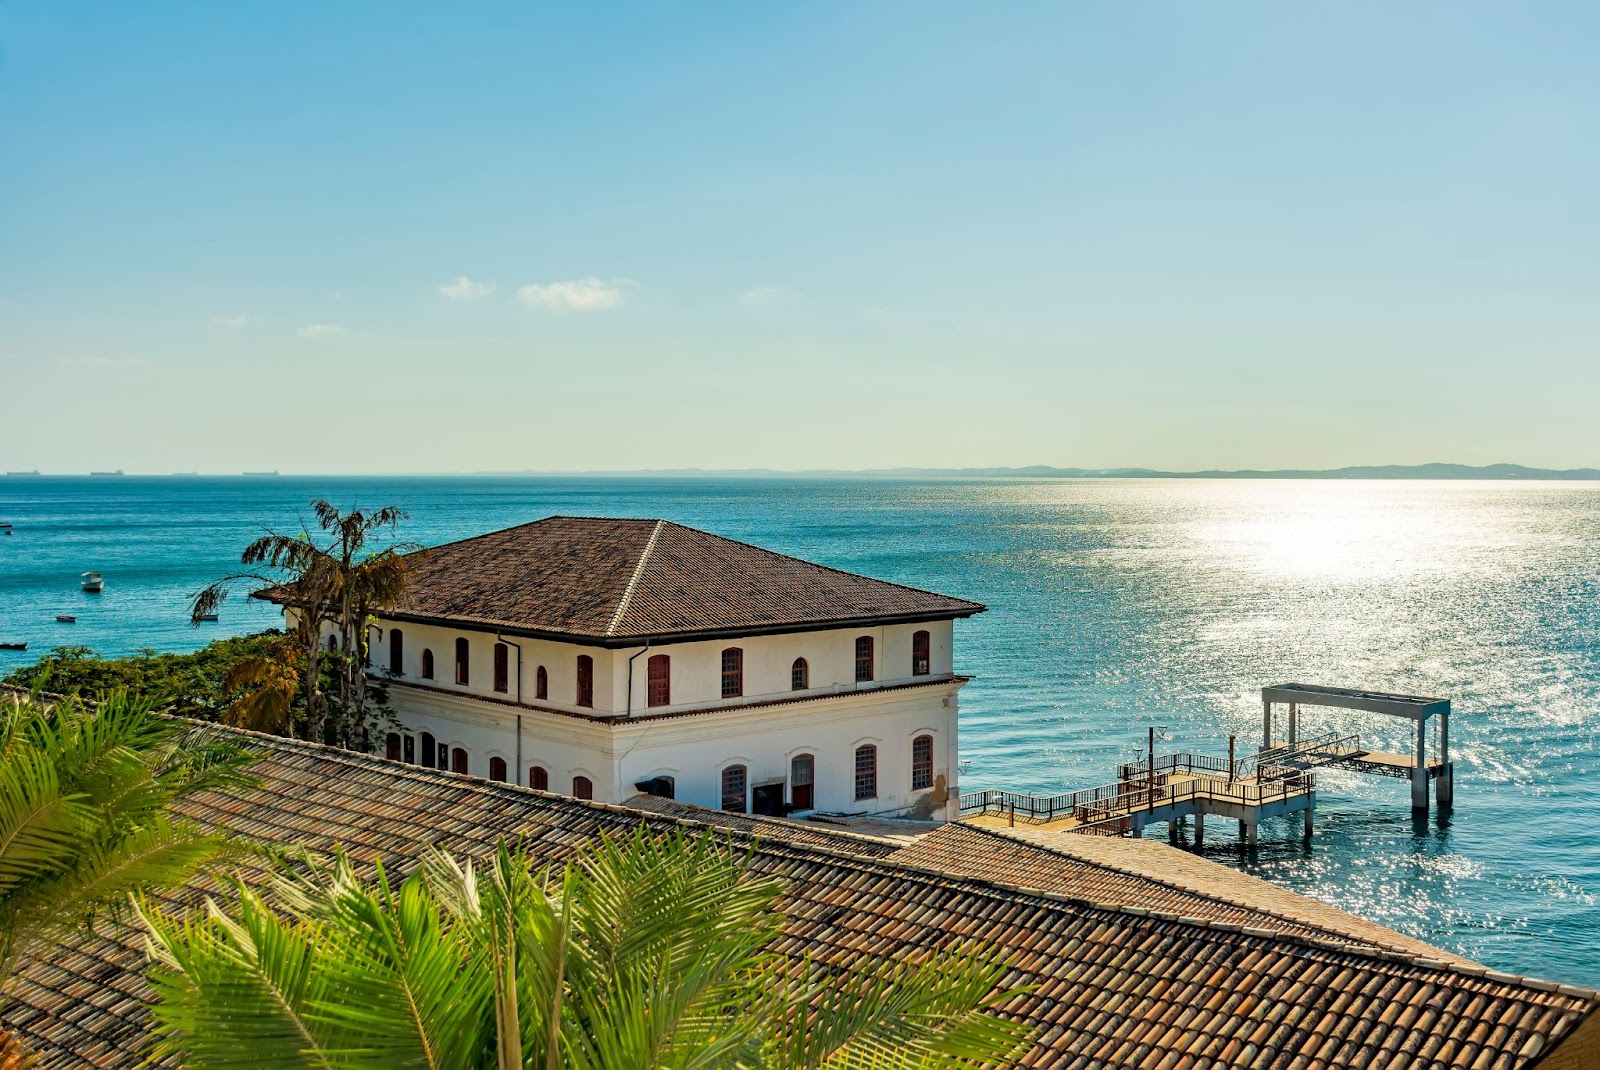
[653,519,985,611]
[952,821,1477,967]
[606,519,665,637]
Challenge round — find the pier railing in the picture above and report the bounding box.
[960,767,1316,829]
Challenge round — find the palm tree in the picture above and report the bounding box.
[0,690,254,1055]
[141,830,1033,1069]
[192,500,415,747]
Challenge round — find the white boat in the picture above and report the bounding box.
[81,572,104,593]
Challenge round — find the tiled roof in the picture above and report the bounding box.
[886,822,1480,966]
[9,728,1598,1069]
[300,516,985,644]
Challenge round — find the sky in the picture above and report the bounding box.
[2,3,1598,474]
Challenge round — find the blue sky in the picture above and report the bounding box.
[2,3,1597,473]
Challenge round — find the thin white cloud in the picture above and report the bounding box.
[210,314,251,329]
[296,323,347,339]
[739,285,795,305]
[518,278,623,312]
[440,276,497,302]
[62,356,151,369]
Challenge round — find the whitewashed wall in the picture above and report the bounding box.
[380,675,967,819]
[362,617,955,718]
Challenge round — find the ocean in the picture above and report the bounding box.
[3,475,1599,985]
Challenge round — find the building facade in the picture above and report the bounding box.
[287,517,985,819]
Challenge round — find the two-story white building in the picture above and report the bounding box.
[293,517,985,819]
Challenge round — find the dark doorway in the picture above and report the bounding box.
[752,782,784,817]
[634,776,675,799]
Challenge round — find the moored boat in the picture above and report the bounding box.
[81,571,104,592]
[0,642,27,651]
[56,615,76,623]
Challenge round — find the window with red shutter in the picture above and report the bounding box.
[647,654,671,707]
[576,655,594,707]
[493,643,509,693]
[912,630,930,676]
[854,636,874,683]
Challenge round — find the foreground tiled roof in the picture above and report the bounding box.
[296,516,986,643]
[9,729,1599,1069]
[885,822,1480,967]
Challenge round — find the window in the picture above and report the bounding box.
[437,741,449,769]
[489,756,507,782]
[421,731,436,768]
[493,643,509,693]
[791,753,815,810]
[403,734,415,764]
[530,765,549,791]
[791,657,808,691]
[455,638,469,685]
[576,655,594,708]
[721,765,747,813]
[420,649,434,679]
[385,732,401,761]
[912,630,930,676]
[912,734,934,790]
[328,633,339,652]
[854,744,877,800]
[536,665,548,700]
[854,636,874,683]
[389,628,404,674]
[451,747,468,775]
[572,775,593,800]
[635,776,675,799]
[647,654,671,707]
[721,648,743,698]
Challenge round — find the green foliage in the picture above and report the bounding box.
[1,633,289,721]
[0,689,256,1011]
[142,829,1034,1070]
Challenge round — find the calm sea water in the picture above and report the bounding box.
[3,476,1599,984]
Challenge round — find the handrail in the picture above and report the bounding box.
[960,768,1316,828]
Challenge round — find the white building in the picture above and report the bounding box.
[308,517,985,819]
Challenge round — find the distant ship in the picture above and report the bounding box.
[172,470,199,477]
[89,470,125,477]
[242,470,280,477]
[4,470,40,477]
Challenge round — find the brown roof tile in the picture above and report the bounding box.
[290,516,985,644]
[9,728,1597,1069]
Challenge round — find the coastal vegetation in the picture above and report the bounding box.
[0,690,253,1062]
[140,829,1030,1069]
[189,500,416,750]
[1,635,289,721]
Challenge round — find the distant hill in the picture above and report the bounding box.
[480,462,1600,480]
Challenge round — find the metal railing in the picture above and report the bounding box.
[961,767,1317,830]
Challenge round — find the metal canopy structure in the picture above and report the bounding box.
[1261,683,1453,812]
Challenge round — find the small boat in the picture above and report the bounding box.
[81,572,104,592]
[0,642,26,652]
[197,613,219,622]
[56,615,76,623]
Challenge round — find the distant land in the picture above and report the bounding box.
[5,463,1600,480]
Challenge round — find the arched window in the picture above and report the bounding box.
[489,756,507,782]
[451,747,468,775]
[529,765,549,791]
[536,665,548,700]
[721,765,747,813]
[720,648,743,698]
[576,655,594,708]
[385,732,401,761]
[421,731,436,768]
[572,775,593,800]
[403,734,415,764]
[854,744,877,800]
[912,734,934,790]
[493,642,509,693]
[912,630,930,677]
[389,628,404,674]
[647,654,671,707]
[634,775,675,799]
[327,633,339,652]
[791,753,815,810]
[791,657,809,691]
[455,638,470,685]
[421,649,434,679]
[854,636,874,683]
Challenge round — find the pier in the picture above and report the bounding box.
[960,683,1455,846]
